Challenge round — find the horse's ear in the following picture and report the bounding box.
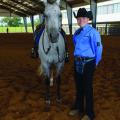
[42,0,47,5]
[56,0,60,5]
[73,12,77,18]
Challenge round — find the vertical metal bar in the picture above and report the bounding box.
[39,14,44,24]
[90,0,97,28]
[30,16,34,33]
[66,3,72,35]
[105,23,108,35]
[23,17,27,33]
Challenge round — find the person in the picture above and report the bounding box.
[31,16,45,58]
[6,27,9,34]
[69,8,103,120]
[31,16,69,63]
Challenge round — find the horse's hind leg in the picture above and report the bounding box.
[56,75,62,103]
[44,77,51,111]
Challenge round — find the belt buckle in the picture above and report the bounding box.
[75,56,80,61]
[83,57,86,61]
[77,57,81,61]
[78,57,82,61]
[81,57,85,61]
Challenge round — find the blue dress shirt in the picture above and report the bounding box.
[73,24,103,65]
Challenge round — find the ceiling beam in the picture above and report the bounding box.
[29,0,44,5]
[27,0,45,13]
[0,5,27,17]
[9,0,39,14]
[84,0,90,3]
[0,1,33,16]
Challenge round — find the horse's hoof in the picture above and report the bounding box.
[45,100,51,105]
[44,100,51,112]
[56,98,62,104]
[44,105,50,112]
[31,48,38,58]
[50,77,53,87]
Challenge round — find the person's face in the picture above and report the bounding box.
[77,17,89,27]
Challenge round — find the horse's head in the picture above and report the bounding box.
[43,0,62,43]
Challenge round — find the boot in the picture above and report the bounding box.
[31,48,38,58]
[61,28,69,63]
[65,51,69,63]
[31,43,38,58]
[64,40,69,63]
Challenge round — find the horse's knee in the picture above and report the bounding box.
[56,63,64,76]
[45,77,50,85]
[56,75,61,84]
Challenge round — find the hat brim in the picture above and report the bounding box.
[73,11,93,20]
[73,12,77,18]
[73,11,89,18]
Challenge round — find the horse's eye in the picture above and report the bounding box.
[59,14,62,18]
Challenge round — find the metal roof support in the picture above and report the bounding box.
[0,1,31,16]
[30,16,35,33]
[66,3,72,35]
[23,17,27,33]
[0,5,26,17]
[105,23,108,35]
[61,0,72,34]
[61,0,67,9]
[90,0,97,28]
[10,0,37,14]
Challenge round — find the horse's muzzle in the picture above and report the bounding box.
[49,33,59,43]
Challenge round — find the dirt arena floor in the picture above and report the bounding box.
[0,33,120,120]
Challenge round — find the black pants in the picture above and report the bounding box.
[74,59,96,119]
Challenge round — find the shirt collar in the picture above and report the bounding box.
[81,24,90,31]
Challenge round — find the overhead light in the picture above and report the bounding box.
[18,0,22,2]
[3,0,9,2]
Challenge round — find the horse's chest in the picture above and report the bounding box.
[48,48,58,62]
[47,47,63,64]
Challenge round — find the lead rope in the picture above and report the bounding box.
[42,30,64,63]
[56,46,65,63]
[42,30,51,55]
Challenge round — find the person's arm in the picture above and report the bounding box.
[92,31,103,66]
[73,28,82,46]
[61,28,66,37]
[73,30,79,46]
[72,34,76,46]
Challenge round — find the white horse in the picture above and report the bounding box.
[38,0,65,106]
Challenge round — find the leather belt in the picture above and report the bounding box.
[75,56,95,61]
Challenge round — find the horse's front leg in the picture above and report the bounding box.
[44,76,51,111]
[56,75,61,103]
[56,62,64,103]
[45,76,50,104]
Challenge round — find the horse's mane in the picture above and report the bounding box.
[47,0,56,4]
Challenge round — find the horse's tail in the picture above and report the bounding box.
[37,65,43,77]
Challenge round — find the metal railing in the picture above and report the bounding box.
[63,22,120,35]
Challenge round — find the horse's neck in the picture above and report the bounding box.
[43,28,59,46]
[42,29,50,47]
[42,28,64,50]
[41,28,65,60]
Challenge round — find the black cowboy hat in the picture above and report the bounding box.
[73,8,93,20]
